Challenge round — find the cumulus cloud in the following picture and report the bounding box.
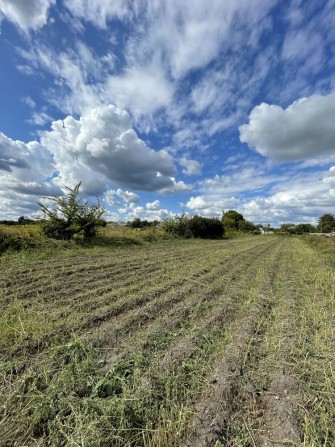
[160,178,192,195]
[186,196,208,210]
[146,200,160,210]
[104,191,121,207]
[0,131,59,218]
[191,164,335,225]
[104,188,139,207]
[0,132,52,178]
[0,0,55,31]
[41,104,177,193]
[122,205,173,222]
[241,166,335,225]
[0,103,189,218]
[239,93,335,161]
[185,195,238,216]
[116,189,139,204]
[180,157,202,176]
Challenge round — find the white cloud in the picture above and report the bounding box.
[239,93,335,161]
[41,104,177,193]
[104,188,139,207]
[241,166,335,225]
[21,96,36,108]
[191,164,335,226]
[146,200,160,210]
[180,157,202,176]
[186,196,207,210]
[0,0,55,31]
[185,195,238,216]
[17,42,113,116]
[199,162,282,196]
[122,205,173,222]
[0,131,59,218]
[104,190,121,207]
[0,132,52,180]
[281,29,325,76]
[13,0,278,137]
[133,0,275,80]
[63,0,132,29]
[0,102,194,218]
[116,188,139,204]
[27,112,53,126]
[106,64,173,117]
[160,178,192,195]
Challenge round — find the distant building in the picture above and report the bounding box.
[260,227,273,235]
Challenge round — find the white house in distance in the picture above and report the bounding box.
[260,227,273,235]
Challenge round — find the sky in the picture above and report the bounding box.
[0,0,335,226]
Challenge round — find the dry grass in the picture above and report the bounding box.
[0,235,334,446]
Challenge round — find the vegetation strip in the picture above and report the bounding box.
[182,240,285,446]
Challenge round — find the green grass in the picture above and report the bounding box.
[0,235,334,446]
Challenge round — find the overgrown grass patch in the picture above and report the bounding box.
[1,236,334,446]
[0,298,54,352]
[1,323,230,446]
[290,239,335,446]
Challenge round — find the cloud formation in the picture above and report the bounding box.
[41,105,177,193]
[239,93,335,161]
[63,0,132,29]
[0,131,59,218]
[0,0,55,31]
[180,157,202,176]
[146,200,160,210]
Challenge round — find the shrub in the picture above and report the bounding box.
[188,215,224,239]
[39,182,105,240]
[163,215,224,239]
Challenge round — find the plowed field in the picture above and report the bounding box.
[0,236,334,446]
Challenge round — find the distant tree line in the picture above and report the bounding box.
[127,218,159,229]
[279,214,335,234]
[1,185,335,241]
[0,216,36,226]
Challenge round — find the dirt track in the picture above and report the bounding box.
[0,236,334,446]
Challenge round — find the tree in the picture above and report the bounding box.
[280,223,297,234]
[317,213,335,233]
[38,182,105,240]
[238,219,259,233]
[295,223,316,234]
[222,210,245,231]
[18,216,34,225]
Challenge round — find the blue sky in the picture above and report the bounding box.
[0,0,335,225]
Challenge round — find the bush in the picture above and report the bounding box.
[163,215,224,239]
[188,215,224,239]
[39,182,105,240]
